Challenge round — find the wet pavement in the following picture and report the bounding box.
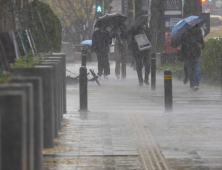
[43,61,222,170]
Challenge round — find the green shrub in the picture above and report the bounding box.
[10,54,44,68]
[200,37,222,85]
[157,58,185,80]
[0,71,14,84]
[28,0,62,53]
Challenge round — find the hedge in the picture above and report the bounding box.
[28,0,62,53]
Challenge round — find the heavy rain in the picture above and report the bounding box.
[0,0,222,170]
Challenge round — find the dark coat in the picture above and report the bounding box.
[92,29,112,55]
[181,28,204,59]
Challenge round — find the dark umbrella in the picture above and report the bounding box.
[94,12,127,28]
[170,17,204,48]
[126,15,149,35]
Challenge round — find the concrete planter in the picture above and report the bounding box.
[46,53,66,114]
[35,62,59,137]
[10,77,43,170]
[42,60,63,129]
[11,67,55,149]
[44,57,64,118]
[0,83,34,170]
[0,92,27,170]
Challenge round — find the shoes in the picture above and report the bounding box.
[104,75,108,79]
[183,76,188,84]
[139,82,143,86]
[189,86,194,91]
[144,80,149,85]
[193,86,199,92]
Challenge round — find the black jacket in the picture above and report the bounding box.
[92,29,112,55]
[181,28,204,59]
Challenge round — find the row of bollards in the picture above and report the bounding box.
[0,53,67,170]
[79,51,173,113]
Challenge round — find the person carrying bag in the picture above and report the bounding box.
[131,24,152,86]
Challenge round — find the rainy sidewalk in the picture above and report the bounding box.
[44,61,222,170]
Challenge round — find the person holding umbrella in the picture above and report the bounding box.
[128,15,151,86]
[181,25,204,91]
[171,16,205,91]
[92,13,127,79]
[92,22,112,79]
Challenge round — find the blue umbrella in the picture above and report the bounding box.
[80,40,92,45]
[170,16,204,48]
[171,15,200,36]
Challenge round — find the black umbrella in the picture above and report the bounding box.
[127,15,149,35]
[94,12,127,28]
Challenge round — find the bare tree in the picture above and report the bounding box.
[41,0,95,42]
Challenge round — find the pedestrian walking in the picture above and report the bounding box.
[110,24,127,79]
[92,22,112,79]
[181,24,204,91]
[182,27,204,85]
[131,22,151,86]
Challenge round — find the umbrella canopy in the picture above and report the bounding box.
[94,12,127,28]
[126,15,149,35]
[170,17,204,48]
[171,15,200,36]
[80,40,92,45]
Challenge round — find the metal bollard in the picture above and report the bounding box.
[79,66,88,111]
[151,53,156,91]
[221,54,222,93]
[164,69,173,112]
[81,47,87,67]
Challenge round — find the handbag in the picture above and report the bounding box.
[134,34,151,51]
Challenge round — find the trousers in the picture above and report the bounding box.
[96,53,110,76]
[135,52,150,83]
[186,57,201,87]
[114,40,127,78]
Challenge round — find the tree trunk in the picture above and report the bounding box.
[183,0,202,18]
[150,0,165,53]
